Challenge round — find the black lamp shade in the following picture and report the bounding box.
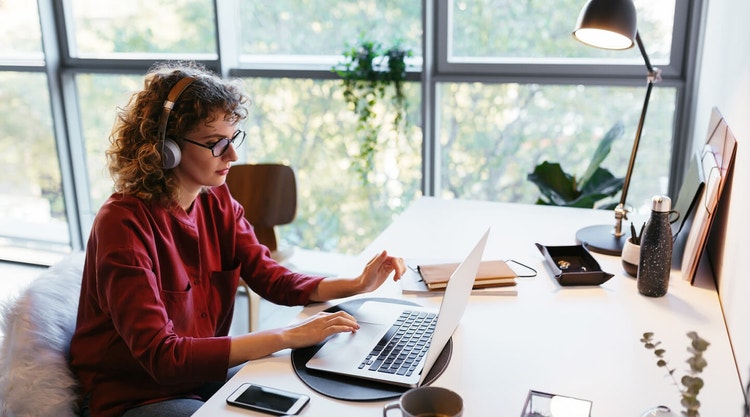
[573,0,637,50]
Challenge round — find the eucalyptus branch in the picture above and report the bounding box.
[640,332,710,417]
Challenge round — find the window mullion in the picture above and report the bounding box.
[38,0,85,251]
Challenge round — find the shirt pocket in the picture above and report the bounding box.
[209,264,242,322]
[159,283,195,335]
[208,265,240,336]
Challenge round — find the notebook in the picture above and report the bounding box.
[418,259,517,290]
[305,228,489,387]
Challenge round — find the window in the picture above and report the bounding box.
[67,0,216,58]
[0,2,71,261]
[0,72,70,254]
[435,0,685,215]
[75,74,143,211]
[234,0,424,252]
[0,0,701,262]
[236,77,422,251]
[447,0,674,63]
[0,0,43,58]
[237,1,422,65]
[436,82,676,212]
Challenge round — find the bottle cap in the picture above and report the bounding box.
[651,195,671,212]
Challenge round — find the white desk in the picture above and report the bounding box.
[195,197,744,416]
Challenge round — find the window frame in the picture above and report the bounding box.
[431,0,700,201]
[436,0,691,80]
[0,0,705,259]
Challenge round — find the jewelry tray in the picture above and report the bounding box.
[535,243,614,286]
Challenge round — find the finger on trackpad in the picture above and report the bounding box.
[329,322,384,348]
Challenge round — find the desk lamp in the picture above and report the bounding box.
[572,0,662,255]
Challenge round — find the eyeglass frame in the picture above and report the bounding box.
[181,129,246,157]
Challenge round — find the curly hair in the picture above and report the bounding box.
[107,61,250,204]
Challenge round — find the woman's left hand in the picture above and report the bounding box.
[309,250,406,302]
[356,250,406,293]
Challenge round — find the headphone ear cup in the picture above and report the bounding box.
[158,76,194,170]
[162,138,182,169]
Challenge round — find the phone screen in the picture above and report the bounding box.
[227,383,309,415]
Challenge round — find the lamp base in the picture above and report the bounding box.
[576,224,629,256]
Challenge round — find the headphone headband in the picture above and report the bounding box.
[157,76,196,143]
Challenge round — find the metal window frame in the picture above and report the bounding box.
[1,0,704,256]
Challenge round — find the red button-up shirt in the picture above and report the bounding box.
[69,184,324,417]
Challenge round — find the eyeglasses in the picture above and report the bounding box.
[181,129,246,157]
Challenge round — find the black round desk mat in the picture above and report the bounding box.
[290,297,453,401]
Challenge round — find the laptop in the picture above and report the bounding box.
[305,228,490,387]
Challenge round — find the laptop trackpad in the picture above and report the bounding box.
[307,302,413,370]
[311,321,386,360]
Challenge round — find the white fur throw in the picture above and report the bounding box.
[0,253,85,417]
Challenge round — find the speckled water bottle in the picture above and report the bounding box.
[637,195,673,297]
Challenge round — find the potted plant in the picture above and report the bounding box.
[640,331,710,417]
[527,122,625,208]
[333,38,412,182]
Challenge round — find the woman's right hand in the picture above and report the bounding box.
[279,310,360,349]
[229,310,359,365]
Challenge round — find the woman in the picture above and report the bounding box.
[69,61,406,417]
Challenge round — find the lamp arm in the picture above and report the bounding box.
[612,31,661,237]
[618,78,653,208]
[636,32,655,75]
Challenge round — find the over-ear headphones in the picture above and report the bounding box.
[157,76,196,169]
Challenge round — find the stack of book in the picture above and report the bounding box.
[400,259,517,295]
[418,260,517,290]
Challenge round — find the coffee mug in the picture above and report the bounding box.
[383,386,463,417]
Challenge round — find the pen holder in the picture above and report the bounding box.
[621,237,640,277]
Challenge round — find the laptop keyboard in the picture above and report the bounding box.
[358,309,437,377]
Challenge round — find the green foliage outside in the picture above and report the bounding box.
[0,73,62,217]
[1,0,678,256]
[239,78,423,253]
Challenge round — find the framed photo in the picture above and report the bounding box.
[680,108,737,284]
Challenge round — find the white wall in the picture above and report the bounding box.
[692,0,750,393]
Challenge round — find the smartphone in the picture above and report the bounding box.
[226,383,310,415]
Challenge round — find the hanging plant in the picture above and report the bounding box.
[333,38,412,182]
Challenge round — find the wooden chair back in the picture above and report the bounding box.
[225,163,297,252]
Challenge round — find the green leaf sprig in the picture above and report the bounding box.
[640,331,710,417]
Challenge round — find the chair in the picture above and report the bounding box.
[0,252,85,417]
[225,163,359,332]
[225,163,297,260]
[0,252,259,416]
[225,163,298,332]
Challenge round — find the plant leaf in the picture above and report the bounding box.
[529,123,625,208]
[580,168,624,196]
[564,193,609,208]
[687,355,708,372]
[527,162,579,204]
[578,121,625,187]
[689,334,711,352]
